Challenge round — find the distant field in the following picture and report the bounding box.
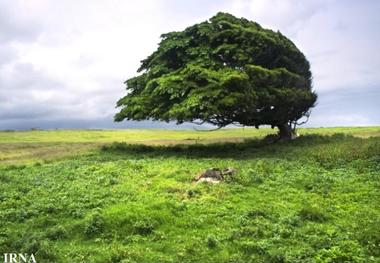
[1,126,380,143]
[0,126,379,164]
[0,127,379,262]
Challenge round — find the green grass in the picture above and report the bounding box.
[0,127,379,262]
[1,126,379,143]
[1,127,379,165]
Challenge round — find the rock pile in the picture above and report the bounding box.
[194,167,236,184]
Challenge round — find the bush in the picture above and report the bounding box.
[299,206,329,223]
[45,225,67,240]
[133,218,156,235]
[315,240,366,263]
[84,209,105,238]
[206,234,218,248]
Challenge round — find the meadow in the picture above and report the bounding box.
[0,127,379,262]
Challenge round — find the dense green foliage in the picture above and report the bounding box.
[115,13,317,132]
[0,128,379,262]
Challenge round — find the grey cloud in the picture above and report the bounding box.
[0,44,17,67]
[0,1,41,44]
[0,1,379,130]
[0,61,123,126]
[309,49,338,60]
[0,116,198,130]
[159,0,224,20]
[235,0,328,33]
[0,106,52,120]
[0,63,63,91]
[0,62,75,122]
[309,85,380,127]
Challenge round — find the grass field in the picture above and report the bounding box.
[1,126,379,165]
[0,127,379,262]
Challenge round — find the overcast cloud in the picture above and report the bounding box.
[0,0,379,129]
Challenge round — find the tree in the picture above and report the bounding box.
[115,12,317,139]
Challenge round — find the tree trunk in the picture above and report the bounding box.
[277,123,296,140]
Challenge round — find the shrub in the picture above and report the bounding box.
[206,234,218,248]
[84,209,105,237]
[240,241,266,255]
[45,225,67,240]
[249,170,265,184]
[299,206,329,223]
[315,240,366,263]
[133,218,156,235]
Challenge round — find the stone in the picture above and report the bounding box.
[194,167,236,183]
[197,177,221,184]
[222,167,237,176]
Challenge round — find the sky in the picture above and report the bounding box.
[0,0,379,130]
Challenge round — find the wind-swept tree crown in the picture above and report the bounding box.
[115,12,317,129]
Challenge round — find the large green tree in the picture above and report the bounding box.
[115,12,317,139]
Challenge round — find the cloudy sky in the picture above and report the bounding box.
[0,0,379,130]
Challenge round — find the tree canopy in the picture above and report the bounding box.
[115,12,317,138]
